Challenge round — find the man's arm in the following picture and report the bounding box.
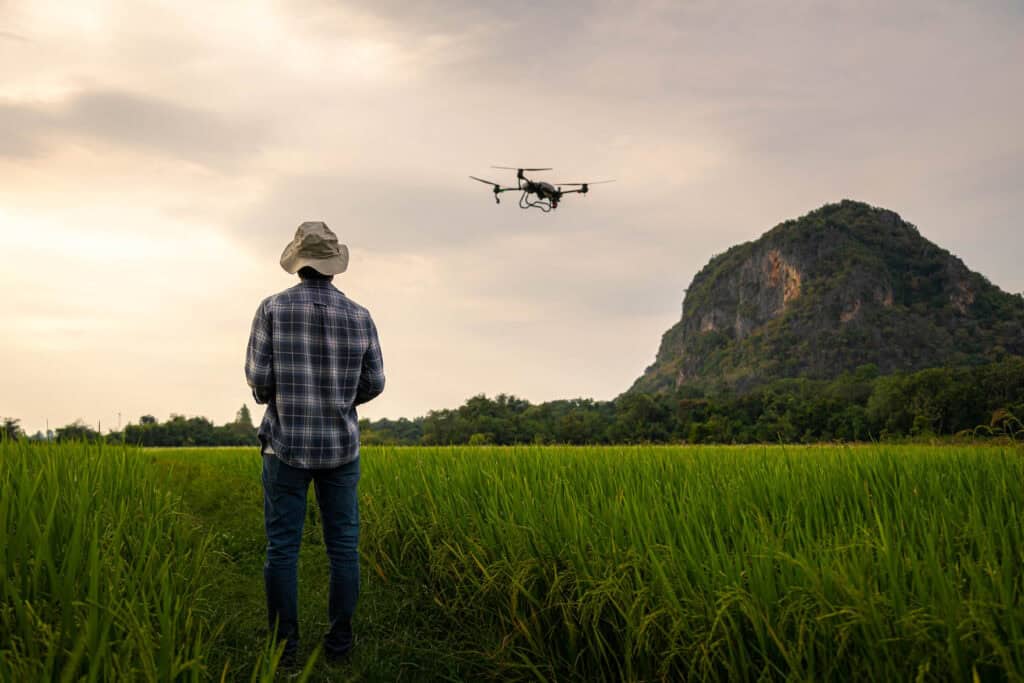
[354,316,385,406]
[245,299,275,405]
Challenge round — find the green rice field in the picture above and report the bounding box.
[1,440,1022,681]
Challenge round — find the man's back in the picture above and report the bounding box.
[249,221,381,666]
[246,279,385,468]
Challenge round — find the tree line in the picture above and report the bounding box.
[1,405,259,446]
[4,359,1022,447]
[360,358,1024,445]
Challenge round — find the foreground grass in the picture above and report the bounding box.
[150,448,487,681]
[153,444,1024,682]
[3,442,1022,680]
[363,445,1024,681]
[0,441,215,680]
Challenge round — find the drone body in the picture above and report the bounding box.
[469,167,614,211]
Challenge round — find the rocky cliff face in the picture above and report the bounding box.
[631,200,1024,394]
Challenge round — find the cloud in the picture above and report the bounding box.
[940,151,1024,202]
[0,89,266,169]
[275,0,626,87]
[0,101,48,156]
[447,236,689,321]
[64,90,265,168]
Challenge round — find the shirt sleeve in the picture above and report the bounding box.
[245,299,275,405]
[354,315,385,406]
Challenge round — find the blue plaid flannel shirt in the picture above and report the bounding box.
[245,280,385,469]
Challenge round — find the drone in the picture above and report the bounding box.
[469,166,614,211]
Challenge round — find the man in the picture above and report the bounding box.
[245,221,385,666]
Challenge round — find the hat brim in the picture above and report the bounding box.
[280,244,349,275]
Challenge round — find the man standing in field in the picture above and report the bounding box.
[245,221,385,666]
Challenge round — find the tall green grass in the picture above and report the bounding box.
[356,445,1024,681]
[6,442,1023,681]
[0,439,218,680]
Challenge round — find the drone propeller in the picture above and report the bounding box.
[555,180,616,186]
[492,166,552,172]
[469,175,501,187]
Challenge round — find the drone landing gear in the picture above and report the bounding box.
[519,192,554,212]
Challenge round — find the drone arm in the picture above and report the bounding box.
[492,186,520,204]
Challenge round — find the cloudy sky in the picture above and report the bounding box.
[1,1,1021,434]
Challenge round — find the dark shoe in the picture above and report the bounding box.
[325,634,356,665]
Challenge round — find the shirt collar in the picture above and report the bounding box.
[298,278,333,288]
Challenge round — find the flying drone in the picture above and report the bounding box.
[469,166,614,211]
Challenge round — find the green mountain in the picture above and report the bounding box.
[632,200,1024,394]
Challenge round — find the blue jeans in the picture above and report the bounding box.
[262,453,360,659]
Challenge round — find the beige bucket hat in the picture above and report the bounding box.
[280,221,349,275]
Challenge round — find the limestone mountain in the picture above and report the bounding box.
[632,200,1024,394]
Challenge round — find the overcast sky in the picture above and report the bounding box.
[1,0,1021,434]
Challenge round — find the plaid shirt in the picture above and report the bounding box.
[245,279,385,468]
